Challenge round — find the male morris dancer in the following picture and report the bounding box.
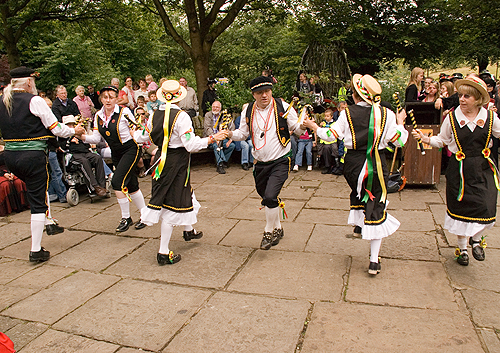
[226,76,305,250]
[0,66,85,262]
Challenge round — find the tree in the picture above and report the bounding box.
[0,0,112,69]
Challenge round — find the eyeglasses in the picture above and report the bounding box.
[137,112,146,116]
[458,93,471,99]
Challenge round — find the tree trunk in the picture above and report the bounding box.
[191,43,212,115]
[477,56,489,73]
[3,30,21,69]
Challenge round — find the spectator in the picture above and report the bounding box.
[134,78,149,103]
[111,78,129,107]
[316,108,341,174]
[201,78,218,116]
[235,104,253,170]
[177,77,198,118]
[293,128,313,171]
[122,76,136,110]
[134,95,146,115]
[87,84,101,110]
[203,100,235,174]
[146,74,158,92]
[52,85,80,121]
[405,67,424,102]
[146,90,161,116]
[296,72,313,95]
[421,80,440,102]
[440,81,454,98]
[62,115,107,197]
[73,85,94,120]
[135,106,156,178]
[0,146,29,216]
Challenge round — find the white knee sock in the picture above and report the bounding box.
[184,225,193,232]
[31,213,46,252]
[130,190,146,213]
[472,230,484,245]
[370,239,382,263]
[117,197,130,219]
[265,207,280,232]
[457,235,467,251]
[159,222,174,255]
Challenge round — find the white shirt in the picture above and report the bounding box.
[83,105,135,145]
[315,101,408,149]
[429,106,500,153]
[29,95,75,138]
[231,99,304,162]
[134,103,209,152]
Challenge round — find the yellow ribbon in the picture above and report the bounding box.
[373,101,387,203]
[153,102,171,180]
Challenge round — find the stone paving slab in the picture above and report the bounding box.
[294,208,350,225]
[462,289,500,329]
[1,210,32,224]
[314,181,351,198]
[198,199,242,219]
[347,257,458,310]
[105,240,251,289]
[51,205,105,228]
[3,271,119,324]
[228,250,347,301]
[0,259,41,285]
[0,286,37,311]
[195,184,254,202]
[164,291,310,353]
[204,170,248,185]
[301,302,483,352]
[49,234,145,272]
[391,209,436,232]
[4,321,47,351]
[305,196,350,210]
[278,186,316,200]
[386,195,429,210]
[400,188,444,204]
[227,198,305,222]
[7,264,75,290]
[19,329,119,353]
[232,171,255,186]
[480,226,500,248]
[429,204,447,227]
[442,248,500,292]
[300,172,343,182]
[117,348,155,353]
[220,219,314,251]
[189,216,239,244]
[0,223,31,249]
[479,329,500,353]
[380,231,440,261]
[305,224,369,258]
[0,315,21,331]
[0,230,94,261]
[287,179,322,188]
[54,279,211,351]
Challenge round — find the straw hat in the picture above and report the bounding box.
[156,80,187,104]
[455,76,490,103]
[62,115,77,125]
[352,74,382,105]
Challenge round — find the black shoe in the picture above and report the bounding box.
[217,164,226,174]
[29,247,50,262]
[456,249,469,266]
[242,163,249,171]
[157,251,181,265]
[222,161,229,168]
[271,228,284,246]
[116,217,133,232]
[183,229,203,241]
[368,261,381,275]
[353,226,362,238]
[469,238,485,261]
[260,232,273,250]
[134,221,147,230]
[321,167,330,174]
[45,224,64,235]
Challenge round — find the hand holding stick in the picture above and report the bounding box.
[407,109,426,155]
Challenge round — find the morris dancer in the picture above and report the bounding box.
[304,74,408,275]
[134,80,226,265]
[0,66,85,262]
[82,86,147,232]
[413,76,500,266]
[225,76,305,250]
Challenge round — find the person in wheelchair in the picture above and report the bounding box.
[62,115,107,197]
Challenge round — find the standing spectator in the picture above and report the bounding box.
[122,76,136,110]
[134,78,149,103]
[87,84,101,110]
[146,90,161,116]
[201,78,218,116]
[146,74,158,92]
[50,85,80,203]
[440,81,454,98]
[421,80,440,103]
[293,129,313,171]
[203,100,235,174]
[111,78,128,107]
[73,85,94,120]
[177,77,198,118]
[405,67,424,103]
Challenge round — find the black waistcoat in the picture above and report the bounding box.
[97,107,130,151]
[345,104,388,151]
[246,98,290,147]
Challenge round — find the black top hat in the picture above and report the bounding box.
[9,66,40,79]
[249,76,273,93]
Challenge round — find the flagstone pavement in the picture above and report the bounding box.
[1,164,499,352]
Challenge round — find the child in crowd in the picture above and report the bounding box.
[316,108,341,174]
[146,91,162,116]
[134,96,146,115]
[293,128,314,171]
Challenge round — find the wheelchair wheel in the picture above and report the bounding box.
[66,188,79,206]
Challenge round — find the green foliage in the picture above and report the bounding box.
[216,78,253,113]
[374,61,410,106]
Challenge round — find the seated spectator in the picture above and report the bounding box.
[235,104,253,170]
[87,84,101,110]
[62,115,107,197]
[111,78,129,107]
[146,90,161,116]
[316,108,342,174]
[293,129,314,171]
[134,78,149,103]
[0,146,29,216]
[203,100,235,174]
[177,77,199,118]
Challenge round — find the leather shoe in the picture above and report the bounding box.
[469,238,485,261]
[368,260,381,275]
[116,217,133,232]
[183,229,203,241]
[260,231,273,250]
[353,226,362,238]
[94,185,107,197]
[242,163,249,171]
[216,163,226,174]
[222,161,229,168]
[46,224,64,235]
[271,228,284,246]
[29,247,50,262]
[134,221,147,230]
[157,251,181,265]
[456,250,469,266]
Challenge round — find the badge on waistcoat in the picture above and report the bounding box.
[112,119,115,123]
[460,120,466,126]
[281,136,285,144]
[106,131,110,136]
[477,119,484,127]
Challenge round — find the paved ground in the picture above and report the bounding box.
[0,164,499,352]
